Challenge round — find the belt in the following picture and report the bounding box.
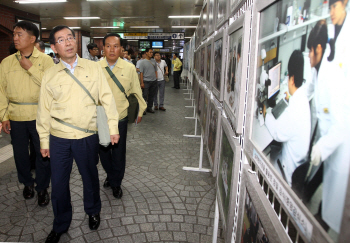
[53,117,98,134]
[9,101,38,105]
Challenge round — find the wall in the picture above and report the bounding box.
[0,4,40,62]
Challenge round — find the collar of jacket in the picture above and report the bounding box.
[57,54,85,72]
[15,46,41,59]
[100,57,125,70]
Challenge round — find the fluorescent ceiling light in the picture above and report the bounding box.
[92,37,104,38]
[171,26,197,28]
[64,17,100,20]
[185,37,191,38]
[41,28,47,30]
[169,15,200,18]
[15,0,67,3]
[91,26,120,29]
[70,27,81,29]
[164,40,168,41]
[130,26,159,28]
[127,40,139,42]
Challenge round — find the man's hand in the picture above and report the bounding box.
[165,72,168,76]
[135,116,142,124]
[2,121,11,134]
[0,123,2,133]
[263,104,267,118]
[284,92,290,102]
[141,82,145,89]
[40,149,50,158]
[19,54,33,70]
[110,134,120,145]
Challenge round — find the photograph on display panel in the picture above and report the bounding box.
[224,11,251,135]
[201,90,209,138]
[235,165,291,243]
[244,0,350,242]
[216,0,228,28]
[206,98,222,177]
[230,0,244,16]
[216,116,241,240]
[212,29,226,101]
[200,46,205,79]
[196,84,204,121]
[202,3,208,40]
[205,41,212,88]
[208,0,216,35]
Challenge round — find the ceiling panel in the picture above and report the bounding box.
[0,0,202,49]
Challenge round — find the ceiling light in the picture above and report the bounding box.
[168,15,200,18]
[64,17,100,20]
[171,26,197,28]
[41,28,47,30]
[91,26,120,29]
[92,37,104,38]
[127,40,138,42]
[70,27,81,29]
[185,37,191,38]
[164,40,168,41]
[15,0,67,3]
[130,26,159,28]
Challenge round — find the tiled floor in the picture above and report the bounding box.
[0,80,224,243]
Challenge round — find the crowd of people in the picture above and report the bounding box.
[0,20,182,243]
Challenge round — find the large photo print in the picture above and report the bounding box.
[250,0,350,241]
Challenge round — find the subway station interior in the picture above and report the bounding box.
[0,0,350,243]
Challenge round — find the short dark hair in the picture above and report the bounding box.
[173,53,179,57]
[153,51,160,56]
[36,40,45,51]
[49,25,75,45]
[288,50,304,88]
[87,43,98,51]
[13,21,39,41]
[103,33,124,47]
[145,48,153,53]
[141,51,146,56]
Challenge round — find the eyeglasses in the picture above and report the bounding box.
[56,36,76,45]
[93,48,99,51]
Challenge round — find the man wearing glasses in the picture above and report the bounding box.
[0,21,54,207]
[36,25,120,243]
[86,43,99,62]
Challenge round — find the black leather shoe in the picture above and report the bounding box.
[45,230,63,243]
[146,108,155,113]
[23,184,35,199]
[103,178,110,188]
[89,213,100,230]
[38,189,50,207]
[112,186,123,199]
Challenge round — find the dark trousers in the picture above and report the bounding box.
[50,134,101,233]
[143,80,157,109]
[10,120,50,192]
[173,71,181,88]
[99,118,128,187]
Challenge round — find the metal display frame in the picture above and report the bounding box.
[207,0,216,36]
[235,164,292,243]
[215,0,228,29]
[199,43,206,81]
[205,97,222,177]
[216,115,241,240]
[244,1,350,242]
[223,10,250,135]
[211,28,227,102]
[202,1,208,41]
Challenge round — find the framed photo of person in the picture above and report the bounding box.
[216,116,241,240]
[204,39,213,88]
[235,164,291,243]
[216,0,228,29]
[205,97,222,177]
[212,28,227,101]
[201,88,210,139]
[223,10,251,135]
[199,44,206,80]
[244,1,350,242]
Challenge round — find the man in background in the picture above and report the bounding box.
[35,40,45,53]
[86,43,99,62]
[153,52,168,111]
[139,48,158,113]
[99,33,146,199]
[0,21,54,207]
[172,53,182,89]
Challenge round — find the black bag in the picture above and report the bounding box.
[105,67,139,123]
[291,122,318,201]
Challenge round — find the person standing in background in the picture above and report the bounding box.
[86,43,99,62]
[35,40,46,53]
[0,21,54,207]
[172,53,182,89]
[153,52,168,111]
[99,33,146,199]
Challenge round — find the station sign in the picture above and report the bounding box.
[124,33,185,40]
